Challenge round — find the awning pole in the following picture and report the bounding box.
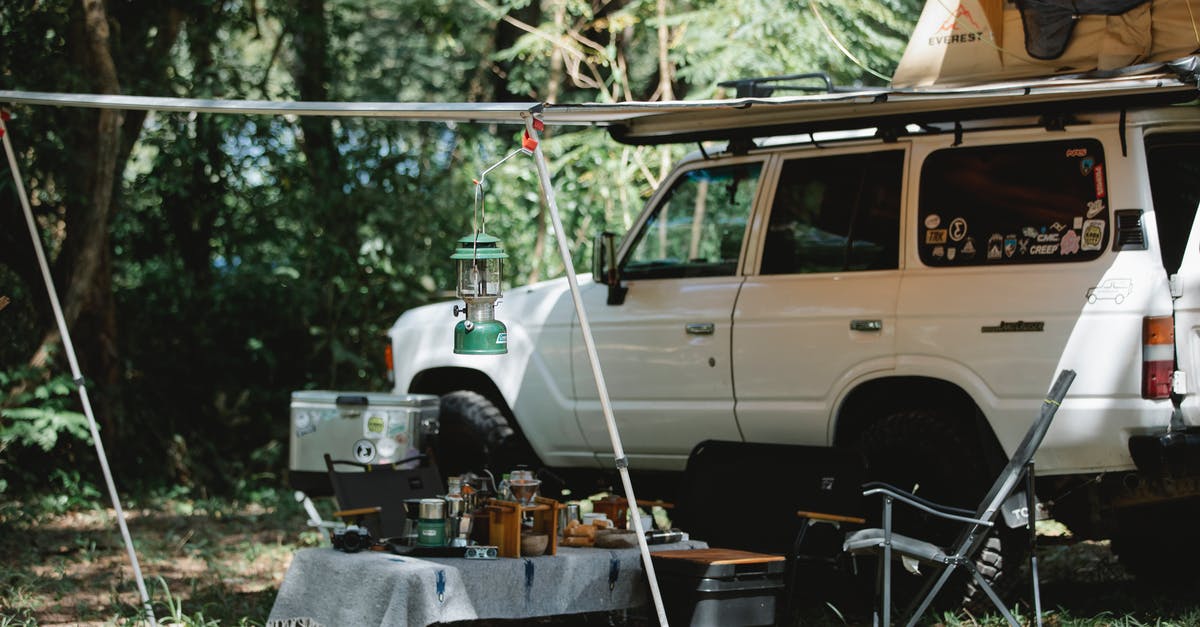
[522,114,670,627]
[0,115,158,627]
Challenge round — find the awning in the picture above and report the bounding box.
[2,54,1196,147]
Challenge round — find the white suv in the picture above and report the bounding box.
[387,69,1200,582]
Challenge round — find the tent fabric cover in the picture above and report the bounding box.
[892,0,1200,88]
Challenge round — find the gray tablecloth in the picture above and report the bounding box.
[267,541,706,627]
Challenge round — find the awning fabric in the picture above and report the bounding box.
[2,56,1197,148]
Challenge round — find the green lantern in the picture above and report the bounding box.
[451,233,508,355]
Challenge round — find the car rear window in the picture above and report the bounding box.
[918,138,1109,267]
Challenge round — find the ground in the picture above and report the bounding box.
[2,495,1199,626]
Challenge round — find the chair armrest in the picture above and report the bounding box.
[861,483,993,527]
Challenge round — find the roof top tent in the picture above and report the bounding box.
[892,0,1200,88]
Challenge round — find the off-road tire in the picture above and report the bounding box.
[435,390,536,478]
[858,410,1025,614]
[1111,499,1200,584]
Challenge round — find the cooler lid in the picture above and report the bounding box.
[290,390,439,408]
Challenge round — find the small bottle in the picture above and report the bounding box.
[447,475,463,497]
[498,473,512,501]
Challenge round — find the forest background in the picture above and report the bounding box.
[0,0,920,508]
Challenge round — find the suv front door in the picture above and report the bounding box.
[573,158,766,469]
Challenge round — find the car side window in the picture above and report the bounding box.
[623,162,762,280]
[918,139,1109,267]
[760,150,903,274]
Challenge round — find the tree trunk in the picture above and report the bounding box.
[26,0,126,434]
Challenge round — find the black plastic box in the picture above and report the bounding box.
[651,549,785,627]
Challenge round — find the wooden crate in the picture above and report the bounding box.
[486,496,564,558]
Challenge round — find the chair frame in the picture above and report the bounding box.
[848,369,1075,627]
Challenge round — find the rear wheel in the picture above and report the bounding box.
[858,410,1025,614]
[434,390,538,478]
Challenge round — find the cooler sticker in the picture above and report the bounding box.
[1086,278,1132,304]
[1094,164,1106,198]
[1050,222,1067,233]
[295,410,317,438]
[387,411,410,437]
[365,410,386,437]
[353,439,377,464]
[1081,219,1105,251]
[987,233,1003,260]
[946,247,957,261]
[376,437,398,459]
[961,238,977,259]
[1086,199,1105,219]
[932,246,945,258]
[925,214,942,229]
[1004,234,1017,258]
[1080,156,1095,176]
[1061,230,1081,255]
[1022,226,1039,238]
[1073,216,1084,229]
[949,218,968,242]
[926,229,948,245]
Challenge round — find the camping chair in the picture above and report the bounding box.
[843,369,1075,627]
[323,453,445,540]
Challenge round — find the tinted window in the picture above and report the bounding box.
[1146,133,1200,275]
[918,139,1109,267]
[623,162,761,280]
[761,151,903,274]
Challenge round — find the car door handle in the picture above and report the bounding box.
[685,323,715,335]
[850,319,883,332]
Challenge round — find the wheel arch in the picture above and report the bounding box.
[832,375,1008,474]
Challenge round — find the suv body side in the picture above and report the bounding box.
[388,105,1200,517]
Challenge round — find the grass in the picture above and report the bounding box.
[2,491,1199,626]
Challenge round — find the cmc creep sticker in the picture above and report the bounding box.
[1081,219,1105,251]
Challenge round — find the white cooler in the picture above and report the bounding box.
[288,390,439,495]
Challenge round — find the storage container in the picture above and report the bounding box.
[650,548,785,627]
[288,390,438,495]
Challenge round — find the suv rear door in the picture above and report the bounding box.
[733,146,906,444]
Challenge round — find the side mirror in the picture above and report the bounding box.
[592,231,628,306]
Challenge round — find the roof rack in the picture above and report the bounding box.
[717,73,838,98]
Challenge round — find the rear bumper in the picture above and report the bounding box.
[1129,428,1200,477]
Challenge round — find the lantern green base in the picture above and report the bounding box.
[454,319,508,355]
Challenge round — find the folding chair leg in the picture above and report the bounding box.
[1025,463,1044,627]
[881,496,893,627]
[901,563,958,627]
[966,563,1020,627]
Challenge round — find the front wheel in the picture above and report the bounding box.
[434,390,538,479]
[858,409,1025,613]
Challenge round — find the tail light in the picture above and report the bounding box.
[1142,315,1174,399]
[384,341,395,383]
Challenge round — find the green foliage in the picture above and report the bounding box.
[0,0,925,502]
